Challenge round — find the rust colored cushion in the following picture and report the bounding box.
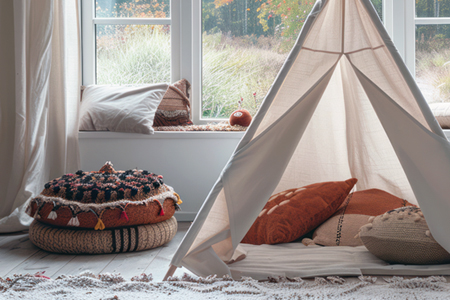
[311,189,415,247]
[153,79,193,127]
[241,178,357,245]
[25,162,183,230]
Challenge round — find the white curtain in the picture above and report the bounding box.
[0,0,80,233]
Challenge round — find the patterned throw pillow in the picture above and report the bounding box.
[359,207,450,265]
[241,178,357,245]
[311,189,415,247]
[153,79,193,127]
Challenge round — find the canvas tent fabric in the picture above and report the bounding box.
[169,0,450,279]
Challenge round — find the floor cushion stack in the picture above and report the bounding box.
[27,162,181,254]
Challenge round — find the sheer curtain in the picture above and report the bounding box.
[0,0,80,233]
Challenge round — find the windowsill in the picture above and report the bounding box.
[78,130,245,140]
[79,129,450,140]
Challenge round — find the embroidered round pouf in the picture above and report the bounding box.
[29,216,177,254]
[26,162,182,230]
[26,162,182,254]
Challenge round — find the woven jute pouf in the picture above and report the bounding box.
[29,217,177,254]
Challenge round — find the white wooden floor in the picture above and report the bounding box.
[0,222,193,281]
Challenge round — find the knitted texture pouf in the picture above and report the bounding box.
[29,217,177,254]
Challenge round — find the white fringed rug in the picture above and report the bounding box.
[1,272,450,300]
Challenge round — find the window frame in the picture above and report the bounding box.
[413,10,450,79]
[81,0,210,124]
[387,0,450,78]
[82,0,450,125]
[81,0,182,86]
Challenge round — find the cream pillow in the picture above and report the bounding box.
[79,83,169,134]
[359,207,450,265]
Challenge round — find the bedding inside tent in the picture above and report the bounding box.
[166,0,450,279]
[228,244,450,280]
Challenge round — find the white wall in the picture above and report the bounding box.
[79,131,242,221]
[0,0,16,199]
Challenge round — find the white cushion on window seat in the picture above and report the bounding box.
[79,83,169,134]
[429,102,450,129]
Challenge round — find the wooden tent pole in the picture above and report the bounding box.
[163,264,178,281]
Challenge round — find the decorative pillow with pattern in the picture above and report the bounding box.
[359,207,450,265]
[153,79,193,127]
[311,189,415,247]
[241,178,357,245]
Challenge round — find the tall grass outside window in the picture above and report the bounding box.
[92,0,449,120]
[415,0,450,103]
[95,0,171,85]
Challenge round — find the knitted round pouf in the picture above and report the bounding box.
[29,217,177,254]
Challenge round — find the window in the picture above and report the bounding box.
[200,0,316,119]
[386,0,450,104]
[199,0,381,120]
[81,0,180,86]
[415,1,450,104]
[88,1,450,125]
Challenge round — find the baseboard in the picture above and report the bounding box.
[174,211,197,222]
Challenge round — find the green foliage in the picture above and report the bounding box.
[202,0,272,37]
[96,0,169,18]
[370,0,383,20]
[416,0,450,18]
[416,25,450,53]
[257,0,312,41]
[202,33,287,118]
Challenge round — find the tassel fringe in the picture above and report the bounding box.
[47,211,58,220]
[154,199,165,216]
[174,193,183,205]
[120,210,129,222]
[95,218,105,230]
[68,216,80,227]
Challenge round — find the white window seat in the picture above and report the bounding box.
[78,130,244,221]
[443,129,450,140]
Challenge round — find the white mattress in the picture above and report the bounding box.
[228,243,450,280]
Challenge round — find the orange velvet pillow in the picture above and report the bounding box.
[241,178,357,245]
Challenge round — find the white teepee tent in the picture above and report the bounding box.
[167,0,450,279]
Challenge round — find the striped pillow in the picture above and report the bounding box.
[153,79,193,127]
